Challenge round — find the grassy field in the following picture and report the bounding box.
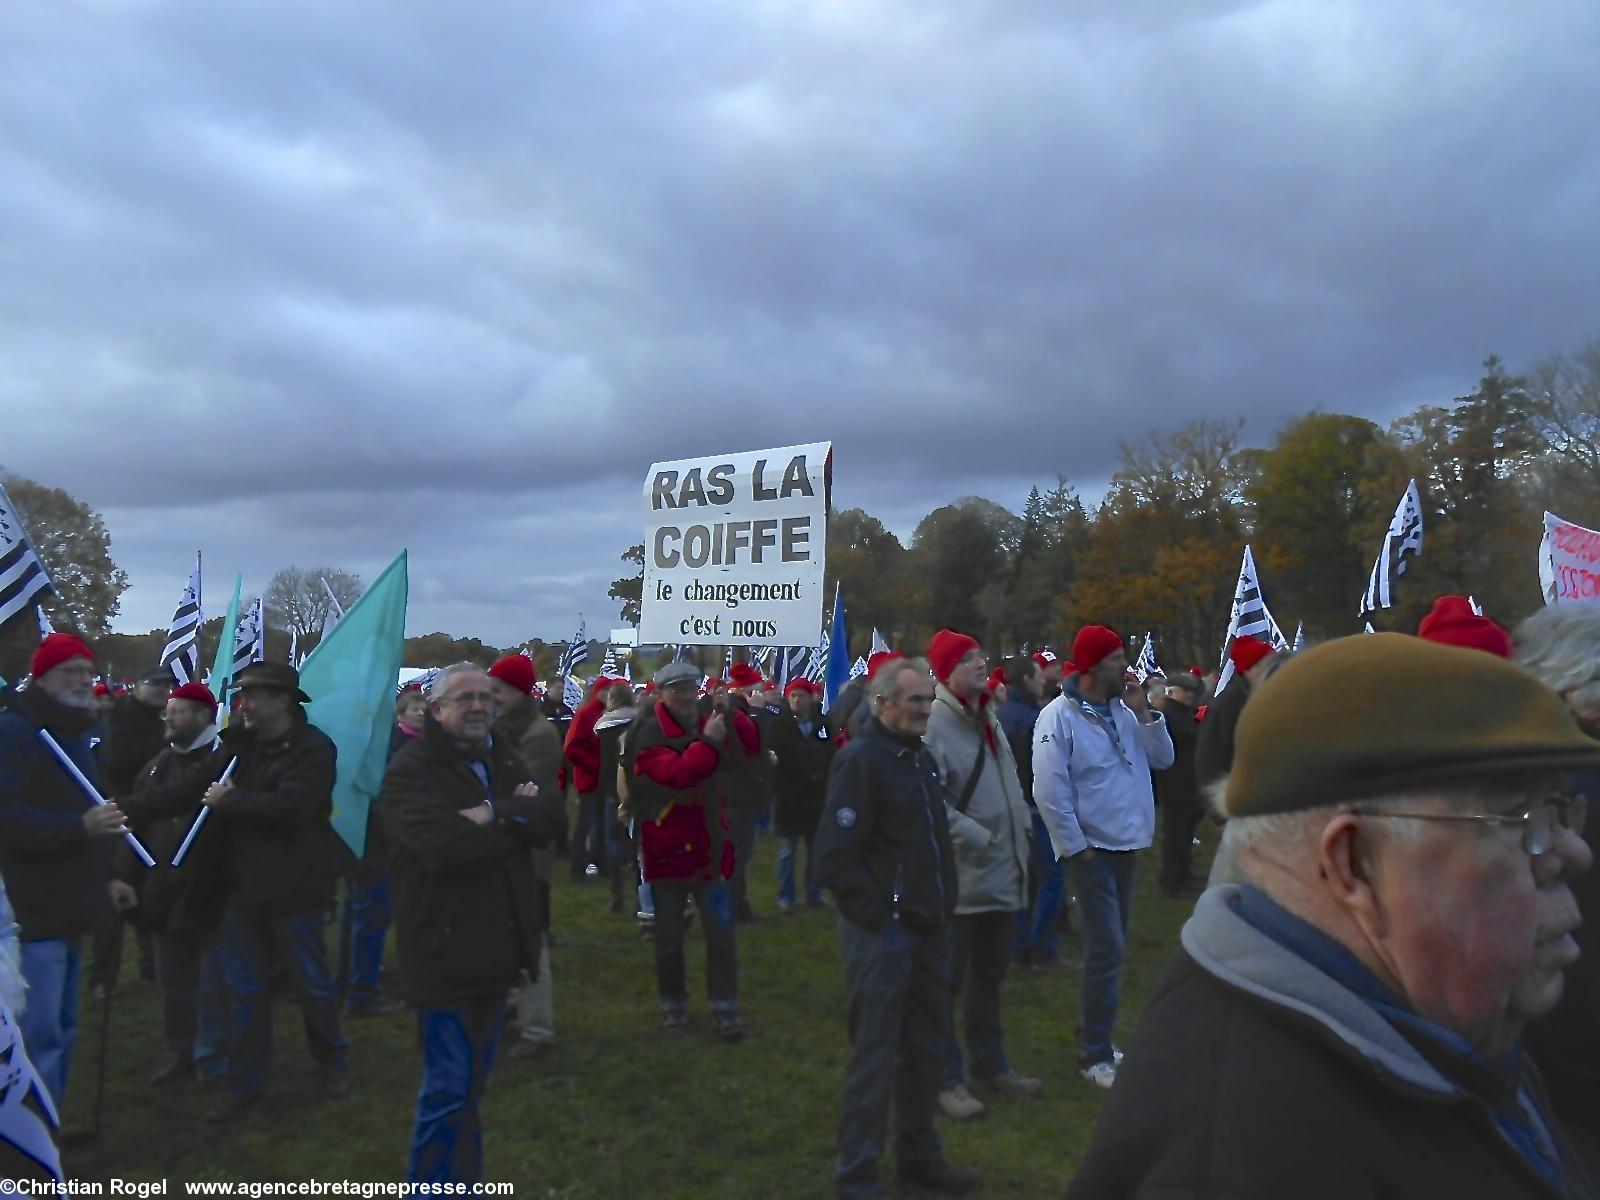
[58,826,1216,1196]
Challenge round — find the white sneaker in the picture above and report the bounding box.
[1112,1046,1125,1066]
[938,1084,986,1121]
[1079,1060,1117,1090]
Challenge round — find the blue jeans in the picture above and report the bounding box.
[1066,850,1139,1067]
[408,997,506,1185]
[1013,812,1066,959]
[345,873,392,1013]
[219,902,348,1098]
[18,939,81,1107]
[776,833,822,907]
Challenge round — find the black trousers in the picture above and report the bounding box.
[1159,800,1203,891]
[651,881,738,1010]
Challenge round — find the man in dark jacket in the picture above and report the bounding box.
[126,661,351,1123]
[814,657,979,1199]
[997,656,1065,969]
[768,678,833,913]
[125,682,229,1087]
[1067,634,1600,1200]
[380,662,564,1184]
[1153,671,1204,898]
[1193,635,1276,790]
[0,634,132,1106]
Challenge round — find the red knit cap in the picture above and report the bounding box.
[987,668,1007,693]
[866,650,904,680]
[785,678,820,698]
[487,654,538,695]
[927,630,980,682]
[1417,596,1513,658]
[728,663,763,689]
[92,682,111,696]
[590,675,615,693]
[1071,626,1124,674]
[761,677,777,691]
[31,632,94,679]
[170,682,219,714]
[1228,636,1274,675]
[1033,650,1059,670]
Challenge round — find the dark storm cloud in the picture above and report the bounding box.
[2,0,1596,641]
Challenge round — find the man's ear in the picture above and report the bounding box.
[1319,814,1389,940]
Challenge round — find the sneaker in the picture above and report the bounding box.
[895,1159,984,1194]
[660,1009,689,1032]
[1079,1060,1117,1090]
[937,1085,985,1121]
[981,1068,1042,1099]
[1113,1046,1125,1066]
[713,1010,746,1043]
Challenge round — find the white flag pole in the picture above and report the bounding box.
[170,758,239,868]
[36,729,156,868]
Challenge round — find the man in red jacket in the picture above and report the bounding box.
[625,662,746,1042]
[563,676,612,881]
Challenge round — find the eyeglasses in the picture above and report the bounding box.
[440,691,495,708]
[1347,794,1588,858]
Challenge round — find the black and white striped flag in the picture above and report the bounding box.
[159,554,203,686]
[558,619,589,679]
[1360,479,1424,618]
[775,646,810,691]
[1215,544,1286,696]
[232,597,264,676]
[600,647,618,676]
[1134,633,1159,682]
[804,631,829,684]
[0,483,55,634]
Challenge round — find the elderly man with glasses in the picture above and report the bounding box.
[1066,633,1600,1200]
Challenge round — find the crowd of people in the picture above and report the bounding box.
[2,594,1599,1198]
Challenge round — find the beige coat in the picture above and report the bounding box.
[923,684,1032,915]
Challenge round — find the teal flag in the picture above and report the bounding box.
[208,575,243,704]
[300,551,408,857]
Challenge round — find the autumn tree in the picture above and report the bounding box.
[264,566,364,644]
[825,508,912,653]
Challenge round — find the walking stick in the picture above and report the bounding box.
[60,977,114,1148]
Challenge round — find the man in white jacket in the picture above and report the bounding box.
[1033,625,1173,1090]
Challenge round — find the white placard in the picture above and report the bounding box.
[1539,511,1600,605]
[640,442,831,646]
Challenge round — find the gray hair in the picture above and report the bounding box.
[869,656,932,705]
[428,661,489,702]
[1515,605,1600,715]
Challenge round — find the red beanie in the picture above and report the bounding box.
[590,675,615,693]
[170,682,219,714]
[728,663,763,689]
[927,630,980,682]
[784,678,820,698]
[1071,626,1124,674]
[31,633,94,679]
[866,650,904,680]
[1417,596,1513,658]
[986,668,1007,693]
[1032,650,1059,670]
[487,654,538,695]
[92,682,111,697]
[1228,636,1274,674]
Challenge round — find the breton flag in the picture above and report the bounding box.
[848,656,869,680]
[775,645,810,691]
[36,606,53,639]
[0,483,55,634]
[562,673,585,712]
[600,647,618,676]
[1133,633,1159,682]
[870,628,891,656]
[232,597,265,676]
[804,631,829,684]
[1360,479,1424,618]
[159,554,204,686]
[1215,545,1287,696]
[722,646,734,681]
[0,1000,62,1183]
[1292,622,1306,653]
[558,619,589,680]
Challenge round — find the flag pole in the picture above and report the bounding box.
[170,758,239,867]
[37,730,155,867]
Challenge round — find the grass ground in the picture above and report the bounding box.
[58,825,1216,1196]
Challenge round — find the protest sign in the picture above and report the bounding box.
[641,442,831,646]
[1539,511,1600,605]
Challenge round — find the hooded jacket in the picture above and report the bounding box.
[923,683,1031,914]
[1066,885,1599,1200]
[1032,681,1173,860]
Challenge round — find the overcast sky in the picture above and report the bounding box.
[3,1,1596,644]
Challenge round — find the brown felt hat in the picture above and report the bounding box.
[1224,633,1600,817]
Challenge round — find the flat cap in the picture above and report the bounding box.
[653,662,701,689]
[1225,633,1600,817]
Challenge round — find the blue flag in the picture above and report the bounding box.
[300,551,408,857]
[207,575,243,708]
[823,581,850,713]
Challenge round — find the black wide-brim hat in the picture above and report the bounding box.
[232,661,312,703]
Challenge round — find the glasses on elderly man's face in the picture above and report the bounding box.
[1347,793,1588,858]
